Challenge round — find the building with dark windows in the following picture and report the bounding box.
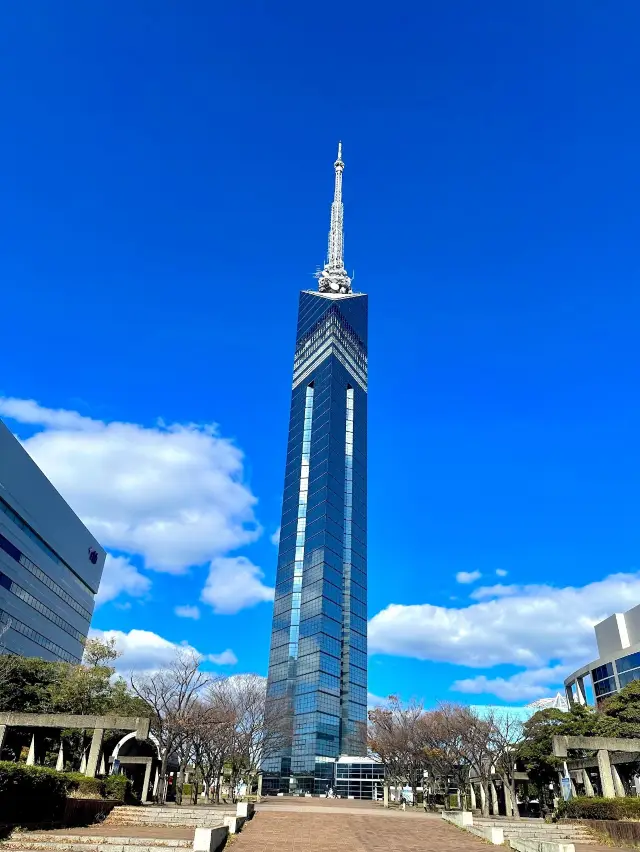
[0,419,105,663]
[263,144,368,795]
[565,604,640,707]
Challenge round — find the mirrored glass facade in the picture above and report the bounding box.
[0,419,105,664]
[264,290,368,793]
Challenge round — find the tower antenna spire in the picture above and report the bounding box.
[316,142,351,294]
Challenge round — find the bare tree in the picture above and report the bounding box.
[368,696,427,802]
[431,704,495,816]
[130,650,213,803]
[422,706,471,807]
[207,675,286,801]
[488,709,525,818]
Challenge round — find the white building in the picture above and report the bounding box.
[565,604,640,707]
[527,693,569,712]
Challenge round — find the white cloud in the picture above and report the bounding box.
[209,648,238,665]
[0,396,261,575]
[456,570,482,584]
[470,584,520,601]
[90,627,237,673]
[367,692,389,709]
[0,397,100,432]
[95,555,151,606]
[201,555,274,614]
[174,605,201,620]
[496,569,508,577]
[452,666,572,703]
[368,571,640,700]
[270,527,281,546]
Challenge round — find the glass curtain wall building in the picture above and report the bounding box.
[263,144,368,794]
[0,419,105,663]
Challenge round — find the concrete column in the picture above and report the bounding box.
[257,773,263,801]
[479,783,486,813]
[0,724,6,757]
[26,735,35,766]
[85,728,104,778]
[611,764,626,797]
[565,682,574,707]
[142,760,152,803]
[490,780,499,815]
[576,677,587,706]
[383,783,389,808]
[583,769,595,797]
[153,767,160,798]
[56,741,64,772]
[469,783,477,810]
[597,749,616,798]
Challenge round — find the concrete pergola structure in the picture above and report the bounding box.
[109,730,164,803]
[0,713,150,778]
[552,734,640,799]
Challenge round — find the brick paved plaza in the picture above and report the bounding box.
[232,800,623,852]
[236,801,491,852]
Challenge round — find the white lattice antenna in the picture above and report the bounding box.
[316,143,352,294]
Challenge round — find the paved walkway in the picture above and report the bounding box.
[236,801,634,852]
[234,809,487,852]
[9,800,633,852]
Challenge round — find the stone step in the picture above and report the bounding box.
[2,843,191,852]
[106,813,229,824]
[476,822,568,828]
[107,816,225,820]
[504,833,591,839]
[110,809,226,816]
[503,832,593,839]
[106,819,223,826]
[477,825,591,835]
[9,837,190,847]
[106,814,227,821]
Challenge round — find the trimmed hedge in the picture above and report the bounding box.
[64,773,105,798]
[103,774,132,803]
[0,761,70,825]
[0,762,135,826]
[558,796,640,820]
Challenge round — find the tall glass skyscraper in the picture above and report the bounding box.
[263,145,368,794]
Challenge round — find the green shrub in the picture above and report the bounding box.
[558,796,640,820]
[104,774,133,802]
[0,761,71,825]
[63,773,105,799]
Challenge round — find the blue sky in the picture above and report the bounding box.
[2,1,640,706]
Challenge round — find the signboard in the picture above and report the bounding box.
[561,777,572,801]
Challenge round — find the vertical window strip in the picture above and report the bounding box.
[341,388,355,736]
[289,384,315,659]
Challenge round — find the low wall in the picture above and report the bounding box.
[64,798,117,827]
[193,826,228,852]
[0,798,116,834]
[442,810,473,827]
